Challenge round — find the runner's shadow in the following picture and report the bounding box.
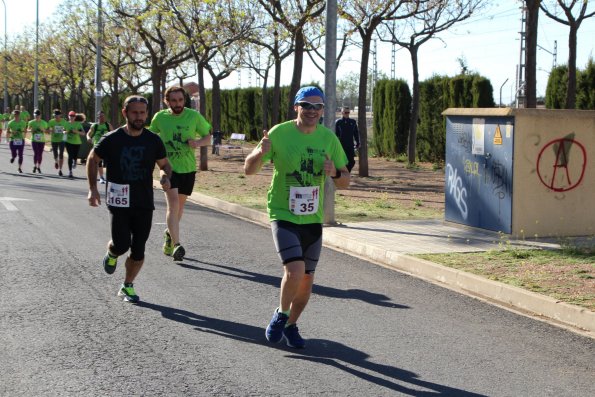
[179,259,408,309]
[137,301,484,396]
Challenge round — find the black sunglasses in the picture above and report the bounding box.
[296,101,324,111]
[124,96,149,108]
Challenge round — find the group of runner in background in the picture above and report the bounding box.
[0,105,111,178]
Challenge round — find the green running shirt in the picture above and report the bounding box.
[149,108,211,174]
[89,122,111,145]
[28,119,48,142]
[67,121,84,145]
[7,120,27,141]
[48,119,71,143]
[260,120,348,224]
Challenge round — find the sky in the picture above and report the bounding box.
[3,0,595,106]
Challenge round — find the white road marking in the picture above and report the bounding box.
[0,197,33,211]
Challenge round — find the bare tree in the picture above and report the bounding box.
[244,11,294,129]
[110,0,193,114]
[258,0,326,120]
[167,0,255,170]
[540,0,595,108]
[383,0,487,164]
[524,0,541,108]
[339,0,421,176]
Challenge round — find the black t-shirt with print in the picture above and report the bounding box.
[94,127,166,210]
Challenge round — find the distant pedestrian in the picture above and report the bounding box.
[86,95,172,303]
[244,86,350,349]
[0,107,11,143]
[27,109,49,173]
[7,109,27,173]
[334,106,360,172]
[212,129,223,155]
[87,111,113,184]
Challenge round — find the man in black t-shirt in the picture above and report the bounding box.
[86,95,172,303]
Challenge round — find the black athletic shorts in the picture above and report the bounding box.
[271,220,323,274]
[108,207,153,261]
[170,171,196,196]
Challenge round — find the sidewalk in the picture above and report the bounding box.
[182,190,595,338]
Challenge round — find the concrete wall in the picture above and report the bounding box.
[512,109,595,238]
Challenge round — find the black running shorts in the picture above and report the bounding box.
[271,220,323,274]
[170,171,196,196]
[109,208,153,261]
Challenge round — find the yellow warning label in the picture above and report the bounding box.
[494,125,503,145]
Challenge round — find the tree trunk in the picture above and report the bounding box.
[287,28,305,120]
[210,78,222,131]
[566,24,578,109]
[198,66,206,114]
[110,60,121,126]
[198,66,208,171]
[524,0,540,108]
[151,65,164,114]
[357,36,371,177]
[408,45,421,164]
[272,58,282,125]
[261,68,270,131]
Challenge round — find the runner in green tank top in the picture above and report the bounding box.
[244,86,350,349]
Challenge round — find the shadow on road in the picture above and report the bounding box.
[179,259,409,309]
[137,301,485,396]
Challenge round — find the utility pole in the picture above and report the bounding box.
[94,0,103,121]
[516,7,527,108]
[1,0,7,112]
[323,0,337,225]
[33,0,39,110]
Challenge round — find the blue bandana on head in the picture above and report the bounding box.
[294,86,325,104]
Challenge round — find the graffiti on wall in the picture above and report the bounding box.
[491,160,509,199]
[446,163,468,219]
[536,135,587,192]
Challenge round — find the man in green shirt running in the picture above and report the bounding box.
[19,105,31,123]
[87,110,113,184]
[149,86,212,261]
[244,86,350,349]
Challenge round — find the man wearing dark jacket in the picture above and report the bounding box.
[334,106,360,172]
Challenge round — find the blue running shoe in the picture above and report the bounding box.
[265,308,288,343]
[282,324,306,349]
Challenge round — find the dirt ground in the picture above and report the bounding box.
[196,143,445,212]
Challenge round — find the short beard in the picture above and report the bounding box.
[171,106,184,115]
[129,120,145,131]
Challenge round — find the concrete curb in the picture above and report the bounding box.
[178,187,594,338]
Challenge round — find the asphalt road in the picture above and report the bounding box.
[1,144,594,396]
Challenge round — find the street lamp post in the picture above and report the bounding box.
[94,0,103,122]
[34,0,39,110]
[1,0,7,112]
